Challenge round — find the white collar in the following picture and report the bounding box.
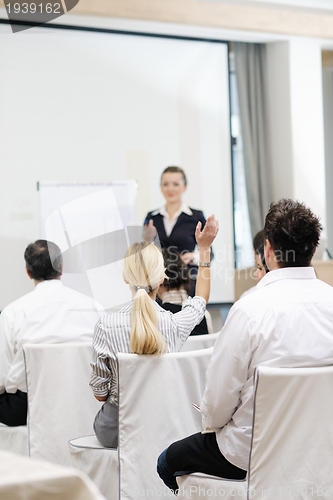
[257,267,317,289]
[34,279,63,291]
[151,203,193,218]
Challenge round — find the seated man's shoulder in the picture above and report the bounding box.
[235,285,267,309]
[1,289,37,317]
[314,277,333,292]
[237,274,333,317]
[232,282,290,322]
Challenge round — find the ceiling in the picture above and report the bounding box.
[198,0,333,13]
[245,0,333,10]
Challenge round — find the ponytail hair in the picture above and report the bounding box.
[123,242,167,355]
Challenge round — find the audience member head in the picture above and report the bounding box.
[252,229,269,282]
[24,240,63,282]
[264,199,321,269]
[253,229,265,254]
[161,248,190,293]
[123,242,167,355]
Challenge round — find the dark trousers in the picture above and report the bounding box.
[0,390,28,426]
[157,432,246,493]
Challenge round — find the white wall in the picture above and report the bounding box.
[266,41,294,200]
[1,11,332,308]
[0,24,233,308]
[266,39,327,241]
[322,67,333,255]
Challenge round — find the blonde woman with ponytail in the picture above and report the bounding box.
[90,215,218,449]
[124,242,167,355]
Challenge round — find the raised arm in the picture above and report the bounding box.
[194,214,219,303]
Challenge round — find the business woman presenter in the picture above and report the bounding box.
[145,166,212,289]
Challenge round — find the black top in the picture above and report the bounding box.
[160,302,209,336]
[145,209,213,283]
[145,208,207,256]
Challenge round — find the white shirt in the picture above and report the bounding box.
[201,267,333,471]
[90,296,206,404]
[0,280,103,394]
[151,203,193,237]
[238,285,257,300]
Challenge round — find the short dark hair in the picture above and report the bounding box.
[162,248,190,292]
[253,230,269,273]
[253,229,265,252]
[24,240,63,281]
[256,245,269,273]
[264,199,321,267]
[161,166,187,185]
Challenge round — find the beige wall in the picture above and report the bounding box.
[1,0,333,39]
[323,50,333,67]
[234,261,333,302]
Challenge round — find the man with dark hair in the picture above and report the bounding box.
[24,240,63,281]
[157,199,333,492]
[0,240,103,426]
[264,199,321,267]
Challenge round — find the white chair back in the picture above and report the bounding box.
[177,364,333,500]
[249,365,333,498]
[117,347,213,499]
[23,342,101,465]
[180,332,219,352]
[0,423,28,456]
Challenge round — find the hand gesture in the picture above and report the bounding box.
[181,252,195,265]
[195,215,219,251]
[143,219,157,243]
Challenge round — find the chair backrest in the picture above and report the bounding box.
[180,332,219,352]
[117,347,213,499]
[248,365,333,499]
[23,342,100,465]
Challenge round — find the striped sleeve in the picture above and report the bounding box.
[170,296,207,350]
[89,319,113,397]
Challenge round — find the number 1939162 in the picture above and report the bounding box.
[6,3,61,13]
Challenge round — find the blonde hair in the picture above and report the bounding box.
[123,242,167,355]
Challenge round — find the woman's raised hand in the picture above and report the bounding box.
[195,215,219,250]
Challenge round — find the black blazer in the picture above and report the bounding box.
[145,208,209,255]
[145,208,213,280]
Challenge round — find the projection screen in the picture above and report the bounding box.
[0,22,234,308]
